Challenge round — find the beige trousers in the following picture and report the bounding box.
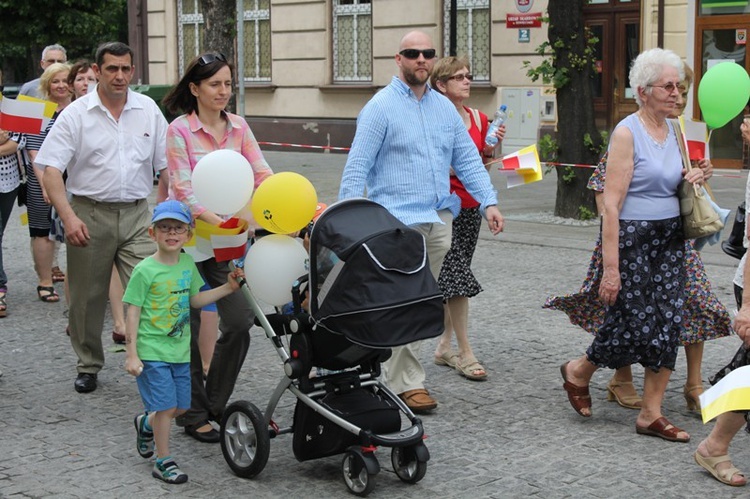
[67,196,155,373]
[382,209,453,394]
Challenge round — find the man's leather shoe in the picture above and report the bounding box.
[184,422,220,443]
[74,373,97,393]
[399,388,437,413]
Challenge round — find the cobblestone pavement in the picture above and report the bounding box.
[1,151,749,498]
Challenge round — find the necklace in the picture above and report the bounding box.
[636,112,668,149]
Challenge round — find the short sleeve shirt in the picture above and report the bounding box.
[123,253,204,363]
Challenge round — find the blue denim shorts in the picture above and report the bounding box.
[136,361,191,412]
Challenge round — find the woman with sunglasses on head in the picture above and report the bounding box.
[163,52,273,443]
[558,48,705,443]
[429,57,503,381]
[546,63,731,413]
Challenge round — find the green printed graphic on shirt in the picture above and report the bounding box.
[123,254,204,363]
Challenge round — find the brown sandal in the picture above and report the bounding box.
[51,266,66,283]
[0,288,6,318]
[560,362,591,417]
[636,416,690,443]
[607,378,642,409]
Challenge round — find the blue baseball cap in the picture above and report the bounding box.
[152,200,193,225]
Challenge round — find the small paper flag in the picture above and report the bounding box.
[0,96,46,134]
[17,94,58,132]
[699,364,750,424]
[186,217,250,262]
[496,144,543,188]
[679,117,709,161]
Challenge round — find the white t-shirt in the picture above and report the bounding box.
[35,86,167,203]
[733,170,750,289]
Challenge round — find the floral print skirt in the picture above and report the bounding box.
[437,207,482,299]
[544,229,732,348]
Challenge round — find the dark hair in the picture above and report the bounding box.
[95,42,133,67]
[163,53,233,116]
[68,60,94,88]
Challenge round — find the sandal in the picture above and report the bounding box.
[51,266,66,283]
[434,349,459,368]
[694,451,747,487]
[560,361,591,417]
[636,416,690,443]
[607,378,642,409]
[455,356,487,381]
[37,285,60,303]
[0,288,6,318]
[684,384,703,412]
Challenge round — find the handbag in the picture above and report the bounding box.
[678,174,723,239]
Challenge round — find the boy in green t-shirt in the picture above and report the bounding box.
[123,200,243,484]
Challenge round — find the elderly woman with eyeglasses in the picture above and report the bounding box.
[428,57,503,381]
[163,52,273,443]
[559,48,705,443]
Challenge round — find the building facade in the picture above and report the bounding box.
[141,0,750,168]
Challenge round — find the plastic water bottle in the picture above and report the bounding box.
[485,104,508,147]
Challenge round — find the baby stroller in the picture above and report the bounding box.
[219,198,445,496]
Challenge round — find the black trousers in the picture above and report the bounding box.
[176,257,254,427]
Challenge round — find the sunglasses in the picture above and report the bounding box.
[647,82,682,94]
[399,48,437,60]
[45,59,66,64]
[445,73,473,82]
[198,52,228,66]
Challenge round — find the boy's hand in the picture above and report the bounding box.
[228,268,245,290]
[125,356,144,377]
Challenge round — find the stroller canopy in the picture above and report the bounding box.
[309,198,444,348]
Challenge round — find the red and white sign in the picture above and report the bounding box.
[516,0,533,13]
[507,12,543,29]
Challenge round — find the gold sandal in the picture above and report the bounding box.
[606,378,642,409]
[684,384,703,412]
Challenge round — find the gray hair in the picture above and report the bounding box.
[42,44,67,61]
[629,48,684,106]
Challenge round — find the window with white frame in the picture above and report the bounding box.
[177,0,271,82]
[332,0,372,82]
[443,0,490,81]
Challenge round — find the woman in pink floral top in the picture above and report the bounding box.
[162,52,272,443]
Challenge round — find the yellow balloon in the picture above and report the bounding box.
[251,172,318,234]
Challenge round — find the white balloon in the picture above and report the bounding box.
[245,235,309,306]
[191,150,254,215]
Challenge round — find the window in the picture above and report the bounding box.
[332,0,372,82]
[443,0,491,81]
[241,0,272,81]
[177,0,271,82]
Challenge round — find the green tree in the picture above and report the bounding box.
[524,1,603,219]
[0,0,127,83]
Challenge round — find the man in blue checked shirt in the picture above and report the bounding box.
[339,30,504,413]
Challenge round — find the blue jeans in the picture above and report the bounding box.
[0,187,19,289]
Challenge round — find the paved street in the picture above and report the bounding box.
[1,150,749,498]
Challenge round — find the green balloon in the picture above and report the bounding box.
[698,61,750,129]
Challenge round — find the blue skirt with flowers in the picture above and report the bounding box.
[586,217,685,371]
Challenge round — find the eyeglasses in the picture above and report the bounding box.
[647,82,680,94]
[198,53,228,66]
[45,59,66,64]
[399,48,437,60]
[155,223,189,234]
[445,73,473,82]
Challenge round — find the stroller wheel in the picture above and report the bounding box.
[220,400,270,478]
[342,450,377,496]
[391,444,428,484]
